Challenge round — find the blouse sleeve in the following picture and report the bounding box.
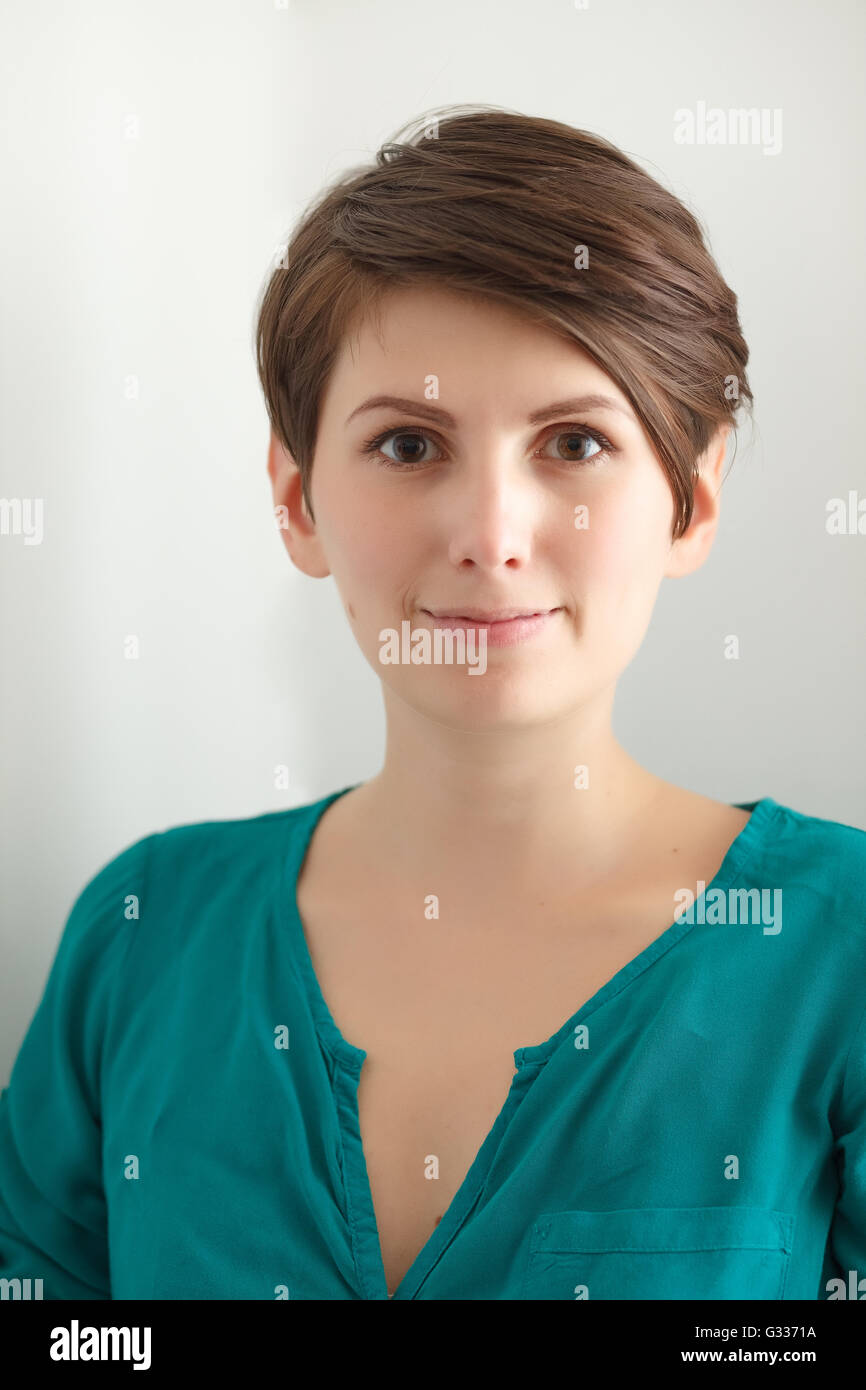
[828,994,866,1292]
[0,834,153,1300]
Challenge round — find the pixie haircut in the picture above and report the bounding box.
[255,103,753,539]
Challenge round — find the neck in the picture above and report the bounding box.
[345,688,667,899]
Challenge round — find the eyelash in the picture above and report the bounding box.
[360,423,618,471]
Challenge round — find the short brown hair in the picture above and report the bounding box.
[255,103,753,537]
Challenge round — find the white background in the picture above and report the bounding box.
[1,0,864,1075]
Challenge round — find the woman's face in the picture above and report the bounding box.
[272,285,722,731]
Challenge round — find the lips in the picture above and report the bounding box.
[422,607,559,622]
[418,607,562,647]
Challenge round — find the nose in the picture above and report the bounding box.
[443,455,539,572]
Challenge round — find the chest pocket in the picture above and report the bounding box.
[520,1206,795,1300]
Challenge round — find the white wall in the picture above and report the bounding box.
[2,0,864,1075]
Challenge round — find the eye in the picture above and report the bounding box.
[536,426,613,466]
[360,422,617,470]
[362,428,444,469]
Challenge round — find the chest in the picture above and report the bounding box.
[296,882,694,1295]
[293,799,751,1296]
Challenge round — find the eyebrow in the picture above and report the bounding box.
[344,393,637,429]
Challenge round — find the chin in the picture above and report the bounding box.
[399,675,573,731]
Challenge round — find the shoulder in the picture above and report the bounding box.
[743,797,866,961]
[66,788,349,938]
[755,797,866,890]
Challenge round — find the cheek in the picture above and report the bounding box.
[315,471,417,606]
[571,486,672,627]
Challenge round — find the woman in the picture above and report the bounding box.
[1,105,863,1302]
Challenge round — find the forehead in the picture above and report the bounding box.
[324,284,619,416]
[342,283,566,355]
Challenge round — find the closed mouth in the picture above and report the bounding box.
[422,608,560,623]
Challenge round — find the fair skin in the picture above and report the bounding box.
[268,284,734,901]
[267,284,748,1293]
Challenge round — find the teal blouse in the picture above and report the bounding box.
[1,787,865,1301]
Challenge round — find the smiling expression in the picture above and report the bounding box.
[271,285,723,731]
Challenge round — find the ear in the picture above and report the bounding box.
[664,424,730,578]
[267,430,331,579]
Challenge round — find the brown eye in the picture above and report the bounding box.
[362,429,445,469]
[540,429,605,465]
[384,432,435,465]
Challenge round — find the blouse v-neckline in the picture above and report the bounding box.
[278,785,780,1299]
